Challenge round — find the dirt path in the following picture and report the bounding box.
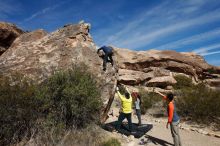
[105,114,220,146]
[142,120,220,146]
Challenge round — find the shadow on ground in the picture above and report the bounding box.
[145,135,173,146]
[102,121,153,138]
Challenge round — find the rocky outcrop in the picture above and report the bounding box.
[118,69,154,85]
[0,22,118,123]
[205,77,220,90]
[147,76,177,88]
[0,22,24,55]
[114,48,220,89]
[0,21,220,123]
[11,29,47,47]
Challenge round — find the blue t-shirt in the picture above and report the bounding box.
[172,103,180,122]
[100,46,112,54]
[135,98,141,110]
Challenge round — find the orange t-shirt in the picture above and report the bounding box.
[163,96,174,123]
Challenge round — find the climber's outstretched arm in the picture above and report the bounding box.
[116,87,123,101]
[97,47,103,53]
[125,86,131,95]
[155,90,167,100]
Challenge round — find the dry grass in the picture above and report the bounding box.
[17,125,118,146]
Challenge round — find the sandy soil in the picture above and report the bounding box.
[105,111,220,146]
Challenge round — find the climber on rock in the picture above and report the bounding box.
[97,46,114,71]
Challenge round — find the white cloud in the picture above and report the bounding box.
[102,0,220,50]
[199,50,220,56]
[23,1,67,22]
[156,28,220,50]
[103,2,168,44]
[115,9,220,49]
[193,43,220,54]
[193,43,220,57]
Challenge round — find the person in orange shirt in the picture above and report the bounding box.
[155,90,182,146]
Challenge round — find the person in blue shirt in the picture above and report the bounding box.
[131,92,142,126]
[97,46,114,71]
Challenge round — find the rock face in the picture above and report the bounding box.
[147,76,177,88]
[1,21,220,123]
[114,48,220,89]
[0,23,118,123]
[0,22,24,55]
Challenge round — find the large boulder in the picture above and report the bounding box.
[114,48,220,89]
[0,22,118,123]
[118,69,154,85]
[11,29,48,47]
[0,22,24,55]
[147,76,177,88]
[205,78,220,90]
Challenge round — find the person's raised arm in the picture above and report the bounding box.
[125,86,131,95]
[97,47,102,54]
[155,90,167,99]
[116,86,123,100]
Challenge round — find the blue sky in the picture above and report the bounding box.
[1,0,220,66]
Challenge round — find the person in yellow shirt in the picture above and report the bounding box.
[116,85,133,132]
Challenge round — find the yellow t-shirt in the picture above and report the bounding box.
[117,91,132,113]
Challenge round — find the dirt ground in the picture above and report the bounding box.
[104,109,220,146]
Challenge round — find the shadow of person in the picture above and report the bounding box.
[102,121,153,138]
[145,134,173,146]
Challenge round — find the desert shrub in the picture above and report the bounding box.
[101,138,121,146]
[0,74,40,145]
[176,83,220,122]
[174,75,220,126]
[37,64,102,129]
[207,68,216,74]
[174,74,193,90]
[0,64,102,145]
[139,89,161,114]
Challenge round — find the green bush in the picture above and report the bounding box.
[207,68,216,74]
[139,89,161,114]
[174,75,220,126]
[0,64,102,145]
[38,64,102,129]
[101,138,121,146]
[176,83,220,122]
[0,74,40,145]
[174,75,193,90]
